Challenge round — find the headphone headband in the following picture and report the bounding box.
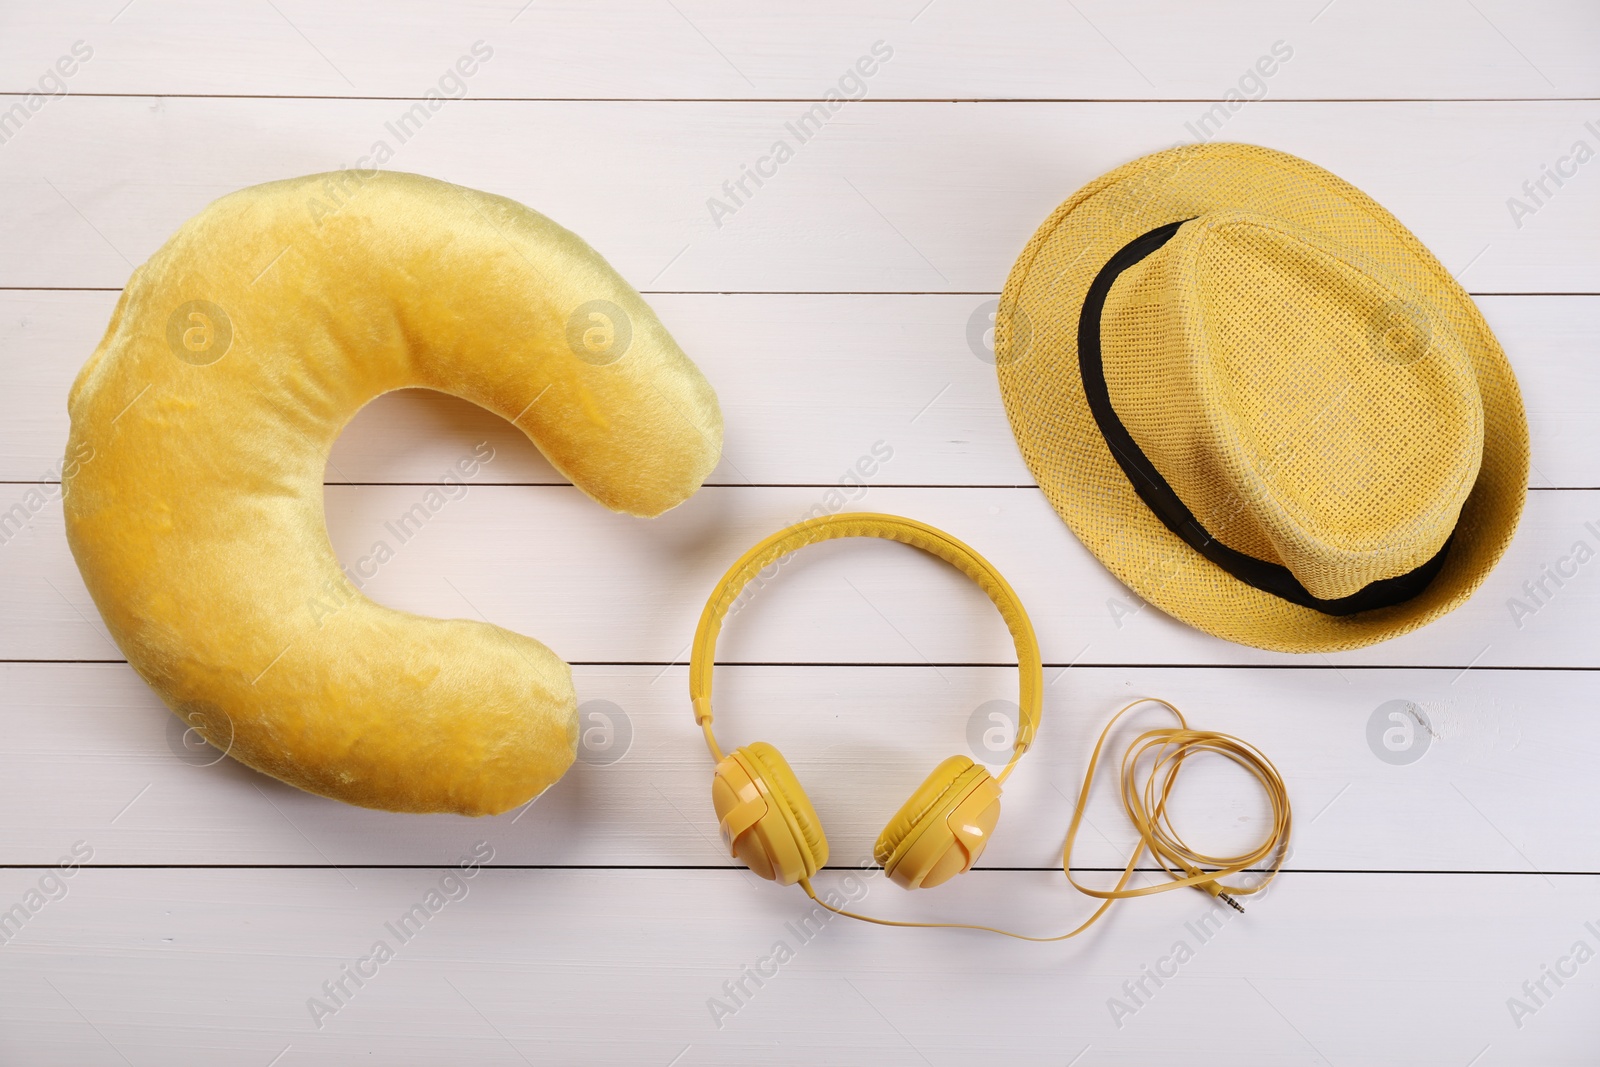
[689,513,1042,761]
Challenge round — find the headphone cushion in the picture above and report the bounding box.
[874,755,980,867]
[744,742,828,868]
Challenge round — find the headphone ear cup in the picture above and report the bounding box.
[711,743,828,886]
[875,755,1002,890]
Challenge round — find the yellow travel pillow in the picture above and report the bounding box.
[63,171,723,816]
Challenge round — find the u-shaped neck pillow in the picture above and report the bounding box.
[63,171,723,815]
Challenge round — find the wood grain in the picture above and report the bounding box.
[0,99,1596,292]
[0,662,1585,873]
[2,0,1594,100]
[1,292,1596,487]
[3,484,1597,667]
[0,867,1591,1066]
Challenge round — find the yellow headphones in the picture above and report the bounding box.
[689,512,1042,891]
[692,513,1295,941]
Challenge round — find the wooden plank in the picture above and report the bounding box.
[0,291,1594,487]
[0,661,1590,874]
[1,99,1597,292]
[2,0,1595,100]
[0,866,1591,1065]
[3,484,1598,667]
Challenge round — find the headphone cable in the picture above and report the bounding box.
[799,697,1292,940]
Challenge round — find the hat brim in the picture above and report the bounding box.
[996,143,1529,653]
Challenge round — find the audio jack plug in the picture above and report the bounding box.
[1191,873,1246,913]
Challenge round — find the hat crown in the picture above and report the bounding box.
[1100,211,1485,601]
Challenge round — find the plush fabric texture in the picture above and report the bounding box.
[996,143,1529,653]
[63,171,723,815]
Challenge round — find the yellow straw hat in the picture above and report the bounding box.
[996,143,1529,653]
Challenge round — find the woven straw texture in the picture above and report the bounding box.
[996,143,1529,653]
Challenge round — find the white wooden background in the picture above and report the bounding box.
[3,2,1598,1063]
